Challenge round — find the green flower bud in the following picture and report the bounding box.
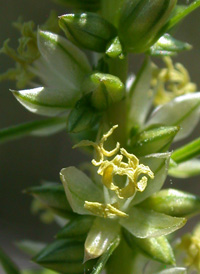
[25,183,74,219]
[83,73,125,110]
[59,13,117,52]
[139,189,200,217]
[119,0,177,53]
[33,239,95,273]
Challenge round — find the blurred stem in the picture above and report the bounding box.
[106,237,135,274]
[101,0,124,26]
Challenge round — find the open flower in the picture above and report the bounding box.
[60,125,187,264]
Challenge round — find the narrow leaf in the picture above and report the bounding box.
[0,117,66,144]
[91,236,120,274]
[165,1,200,31]
[60,167,103,215]
[169,159,200,178]
[171,137,200,164]
[123,230,175,265]
[139,188,200,217]
[0,247,20,274]
[146,93,200,141]
[120,207,186,238]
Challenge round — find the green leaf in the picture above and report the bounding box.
[123,230,175,265]
[169,159,200,178]
[33,239,94,274]
[59,13,116,52]
[12,87,75,117]
[0,117,66,144]
[146,93,200,141]
[149,33,192,56]
[25,183,74,218]
[16,240,46,256]
[84,217,120,261]
[155,267,187,274]
[56,215,94,240]
[132,152,171,206]
[171,137,200,164]
[165,1,200,32]
[0,247,20,274]
[139,189,200,217]
[120,207,186,238]
[130,126,179,157]
[60,167,103,215]
[37,30,91,96]
[91,236,120,274]
[128,57,154,129]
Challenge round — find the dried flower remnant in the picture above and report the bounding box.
[152,57,197,105]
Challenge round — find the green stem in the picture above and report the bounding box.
[106,237,135,274]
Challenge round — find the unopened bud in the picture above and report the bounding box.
[119,0,177,53]
[59,13,116,52]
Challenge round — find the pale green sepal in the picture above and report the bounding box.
[132,153,171,206]
[91,236,120,274]
[60,167,103,215]
[128,58,154,129]
[149,34,192,56]
[119,207,186,238]
[146,93,200,141]
[171,137,200,164]
[37,30,91,92]
[0,247,20,274]
[124,230,175,265]
[33,239,94,274]
[0,117,66,144]
[140,188,200,217]
[155,267,187,274]
[169,159,200,178]
[84,217,120,261]
[12,87,75,116]
[56,215,94,239]
[16,240,46,256]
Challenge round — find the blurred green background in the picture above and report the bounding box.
[0,0,200,271]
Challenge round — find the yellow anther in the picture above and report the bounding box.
[84,201,128,218]
[75,125,154,201]
[152,57,197,105]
